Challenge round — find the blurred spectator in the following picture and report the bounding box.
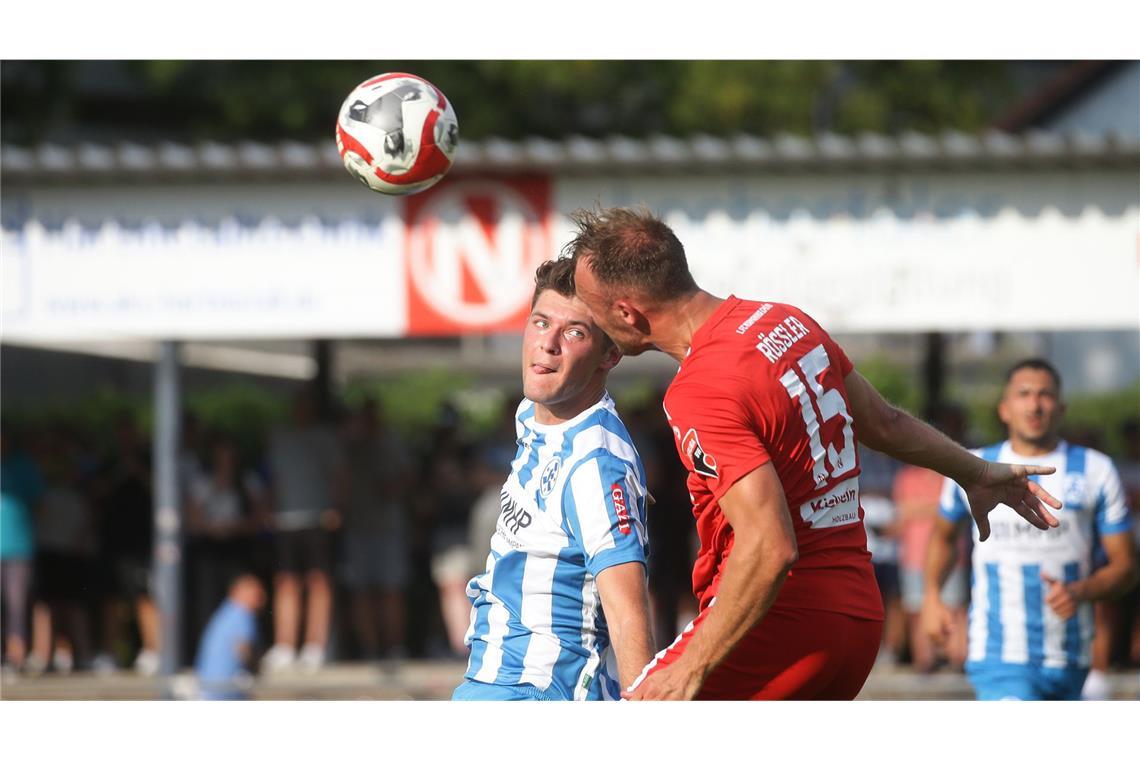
[421,403,477,657]
[28,428,97,674]
[185,433,267,654]
[341,398,412,661]
[1118,418,1140,668]
[1081,417,1140,698]
[261,389,346,673]
[92,414,158,675]
[893,403,969,673]
[467,398,523,568]
[636,389,696,647]
[195,573,266,700]
[1,425,43,673]
[859,444,904,664]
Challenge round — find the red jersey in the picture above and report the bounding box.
[663,296,883,622]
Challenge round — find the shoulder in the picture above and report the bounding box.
[1081,446,1121,480]
[565,409,641,466]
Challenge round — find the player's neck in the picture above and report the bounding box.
[654,289,725,363]
[1007,434,1061,458]
[533,386,606,426]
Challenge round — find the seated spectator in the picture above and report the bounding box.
[195,574,266,700]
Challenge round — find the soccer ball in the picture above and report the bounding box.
[335,72,459,196]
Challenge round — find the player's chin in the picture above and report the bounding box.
[522,378,560,405]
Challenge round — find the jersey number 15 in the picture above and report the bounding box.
[778,344,856,487]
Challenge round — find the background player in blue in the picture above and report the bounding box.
[453,258,655,701]
[923,359,1137,700]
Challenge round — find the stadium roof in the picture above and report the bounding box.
[4,130,1139,183]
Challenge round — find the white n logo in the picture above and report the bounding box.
[407,181,549,325]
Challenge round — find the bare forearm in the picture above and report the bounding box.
[863,408,984,486]
[597,562,656,689]
[1070,561,1138,603]
[923,527,958,598]
[674,538,792,680]
[608,611,656,689]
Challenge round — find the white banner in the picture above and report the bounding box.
[3,173,1138,341]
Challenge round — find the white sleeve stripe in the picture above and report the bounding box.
[570,457,617,558]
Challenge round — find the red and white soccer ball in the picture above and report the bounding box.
[335,72,459,196]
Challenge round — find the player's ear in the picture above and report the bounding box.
[616,300,650,335]
[996,395,1012,426]
[598,342,622,372]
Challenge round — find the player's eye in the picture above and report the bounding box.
[533,318,548,329]
[566,329,585,340]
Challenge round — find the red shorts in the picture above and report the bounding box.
[633,600,882,700]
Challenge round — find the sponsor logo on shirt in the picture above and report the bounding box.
[681,428,719,479]
[499,488,533,534]
[736,303,774,334]
[539,456,562,498]
[1063,474,1086,506]
[798,479,861,529]
[611,482,631,534]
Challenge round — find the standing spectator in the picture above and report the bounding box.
[636,390,696,647]
[195,574,266,700]
[341,398,412,661]
[859,445,904,664]
[422,407,477,658]
[1083,418,1140,698]
[893,404,970,673]
[185,433,266,653]
[28,427,97,674]
[93,414,158,675]
[1,425,43,673]
[1118,419,1140,669]
[261,390,345,673]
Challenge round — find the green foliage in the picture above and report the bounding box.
[856,355,922,415]
[343,370,477,442]
[185,384,288,462]
[2,60,1019,145]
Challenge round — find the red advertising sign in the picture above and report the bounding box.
[404,176,553,335]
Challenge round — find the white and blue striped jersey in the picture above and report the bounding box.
[463,392,649,700]
[940,440,1132,671]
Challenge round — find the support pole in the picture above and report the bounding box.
[153,341,183,697]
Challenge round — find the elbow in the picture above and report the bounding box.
[770,541,798,576]
[864,405,903,451]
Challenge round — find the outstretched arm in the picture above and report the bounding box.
[624,461,797,700]
[843,370,1062,541]
[595,562,656,691]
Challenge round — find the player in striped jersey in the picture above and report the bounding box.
[452,258,654,701]
[924,359,1137,700]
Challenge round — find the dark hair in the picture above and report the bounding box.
[531,257,577,308]
[530,258,614,350]
[1005,358,1063,394]
[563,206,697,301]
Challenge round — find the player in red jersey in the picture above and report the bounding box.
[566,206,1064,700]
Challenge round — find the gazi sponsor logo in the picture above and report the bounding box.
[611,482,631,535]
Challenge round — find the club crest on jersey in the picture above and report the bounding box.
[611,482,632,535]
[539,456,562,498]
[681,429,718,479]
[1064,474,1087,506]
